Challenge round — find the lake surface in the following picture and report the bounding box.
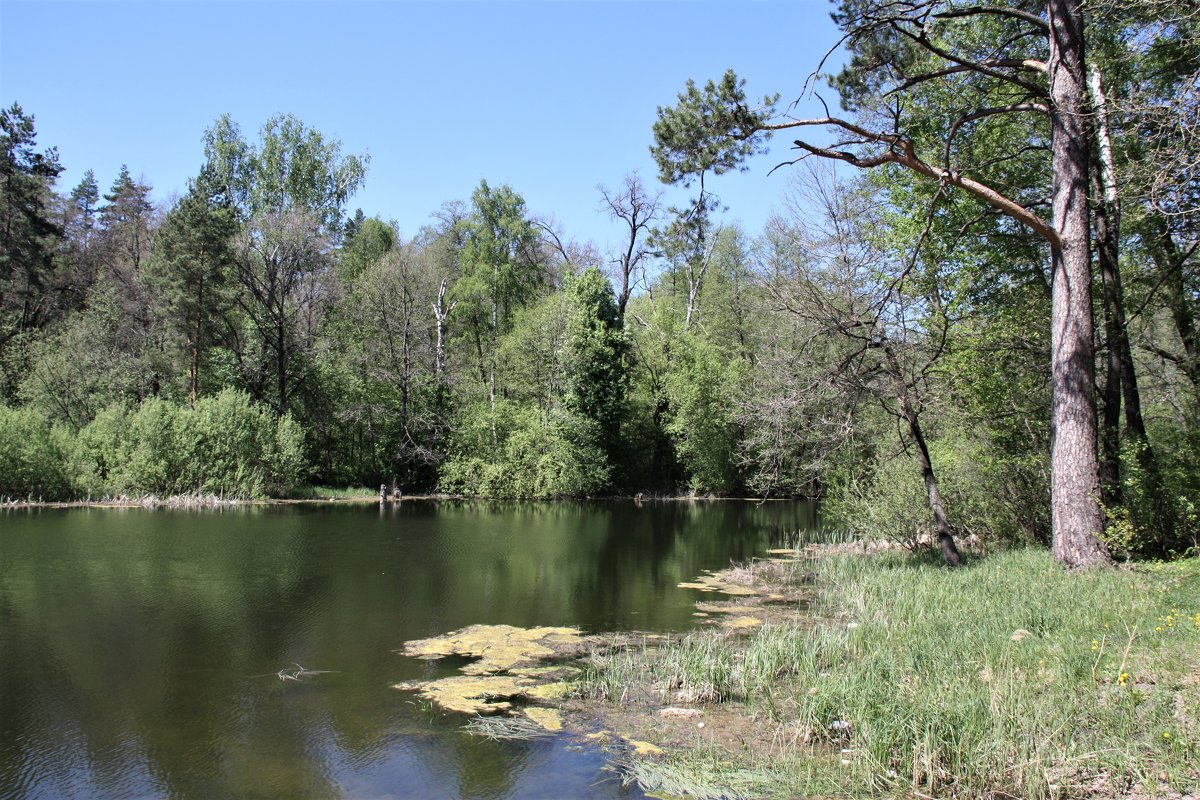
[0,500,816,799]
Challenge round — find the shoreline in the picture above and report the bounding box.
[1,493,812,511]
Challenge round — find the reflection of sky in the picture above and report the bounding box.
[0,501,816,798]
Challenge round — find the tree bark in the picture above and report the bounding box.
[1047,0,1111,567]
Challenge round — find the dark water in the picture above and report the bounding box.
[0,500,816,799]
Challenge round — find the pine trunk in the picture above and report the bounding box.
[1047,0,1111,567]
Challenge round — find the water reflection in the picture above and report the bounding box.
[0,500,816,798]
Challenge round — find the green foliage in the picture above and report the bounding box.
[452,180,543,343]
[69,389,305,498]
[1119,422,1200,557]
[202,113,368,234]
[440,403,607,498]
[563,267,626,468]
[0,102,63,354]
[19,286,153,428]
[651,69,777,186]
[144,168,239,399]
[339,216,395,283]
[664,333,743,493]
[0,404,70,498]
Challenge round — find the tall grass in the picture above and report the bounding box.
[581,549,1200,799]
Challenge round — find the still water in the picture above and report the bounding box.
[0,500,816,799]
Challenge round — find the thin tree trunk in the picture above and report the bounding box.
[432,277,454,377]
[489,294,498,449]
[1089,67,1175,548]
[190,271,204,408]
[882,341,962,566]
[1093,155,1122,510]
[1047,0,1111,567]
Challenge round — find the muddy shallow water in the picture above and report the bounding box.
[0,499,816,799]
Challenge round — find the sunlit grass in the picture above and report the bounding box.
[289,485,378,500]
[580,549,1200,799]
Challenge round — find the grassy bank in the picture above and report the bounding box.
[578,549,1200,799]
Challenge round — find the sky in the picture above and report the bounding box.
[1,0,844,254]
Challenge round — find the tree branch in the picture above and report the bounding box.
[944,103,1049,169]
[933,5,1050,34]
[888,59,1048,95]
[893,23,1049,97]
[762,116,1060,246]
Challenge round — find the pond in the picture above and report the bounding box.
[0,500,817,799]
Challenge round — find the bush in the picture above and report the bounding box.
[0,404,71,499]
[70,390,306,498]
[440,403,608,498]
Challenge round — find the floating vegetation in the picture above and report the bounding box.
[396,624,590,716]
[523,707,563,731]
[393,674,535,714]
[677,573,758,596]
[526,680,572,699]
[627,739,664,756]
[401,624,587,675]
[720,616,764,630]
[463,713,556,740]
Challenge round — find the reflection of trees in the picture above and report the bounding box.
[0,501,818,798]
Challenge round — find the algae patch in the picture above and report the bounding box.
[402,624,587,674]
[677,573,759,596]
[396,624,587,716]
[392,674,534,714]
[524,707,563,731]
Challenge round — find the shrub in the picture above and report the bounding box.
[71,390,306,498]
[0,404,71,499]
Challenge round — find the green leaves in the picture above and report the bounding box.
[202,113,368,234]
[650,69,777,187]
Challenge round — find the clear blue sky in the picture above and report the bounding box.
[1,1,843,253]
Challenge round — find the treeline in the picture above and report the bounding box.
[0,107,793,502]
[2,6,1198,568]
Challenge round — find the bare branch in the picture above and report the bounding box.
[892,23,1049,97]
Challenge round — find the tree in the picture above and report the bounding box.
[563,267,627,478]
[232,209,331,415]
[59,169,102,307]
[328,237,444,488]
[145,168,238,406]
[339,216,395,284]
[758,165,963,564]
[649,1,1113,565]
[202,113,367,236]
[599,174,661,320]
[200,114,367,416]
[0,103,63,355]
[451,180,544,444]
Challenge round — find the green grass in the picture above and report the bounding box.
[288,485,379,500]
[579,549,1200,799]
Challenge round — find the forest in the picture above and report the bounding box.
[1,0,1197,565]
